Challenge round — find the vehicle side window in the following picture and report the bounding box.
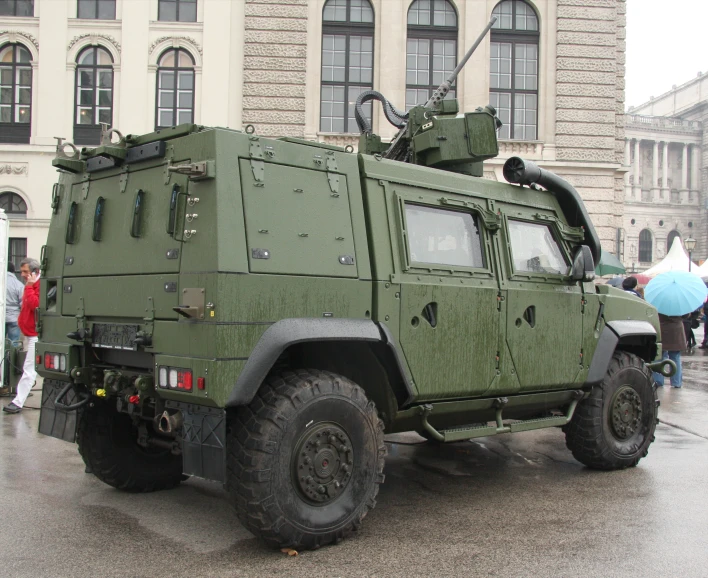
[508,220,567,275]
[405,204,485,268]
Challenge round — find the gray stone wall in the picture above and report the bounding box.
[243,0,308,137]
[555,0,626,251]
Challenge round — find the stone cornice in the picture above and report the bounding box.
[67,33,121,52]
[149,35,203,55]
[0,29,38,49]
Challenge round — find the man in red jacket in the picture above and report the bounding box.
[3,257,40,414]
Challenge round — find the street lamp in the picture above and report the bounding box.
[685,236,696,272]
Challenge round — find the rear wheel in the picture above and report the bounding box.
[564,351,658,470]
[77,400,183,492]
[227,369,385,550]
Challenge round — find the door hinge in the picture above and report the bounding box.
[168,160,215,180]
[249,136,265,184]
[326,151,339,194]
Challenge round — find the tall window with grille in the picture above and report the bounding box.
[320,0,374,134]
[638,229,652,263]
[8,238,26,273]
[158,0,196,22]
[155,48,195,130]
[0,44,32,144]
[405,0,457,110]
[77,0,116,19]
[489,0,539,140]
[0,0,33,16]
[74,46,114,145]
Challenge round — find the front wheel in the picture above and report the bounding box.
[227,369,386,550]
[564,351,658,470]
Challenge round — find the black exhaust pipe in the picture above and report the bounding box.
[503,156,601,265]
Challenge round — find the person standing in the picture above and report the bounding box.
[5,262,24,348]
[3,257,40,414]
[622,276,642,298]
[652,313,687,388]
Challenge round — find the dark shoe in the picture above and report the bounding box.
[2,402,21,414]
[700,344,708,349]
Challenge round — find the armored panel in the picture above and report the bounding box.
[38,379,80,443]
[239,160,358,278]
[170,401,226,483]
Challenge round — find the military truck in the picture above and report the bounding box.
[36,21,673,551]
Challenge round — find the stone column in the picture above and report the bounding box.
[691,145,701,191]
[633,139,641,197]
[661,141,670,197]
[652,140,660,200]
[681,143,689,190]
[625,139,632,197]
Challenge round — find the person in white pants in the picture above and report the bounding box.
[3,257,40,414]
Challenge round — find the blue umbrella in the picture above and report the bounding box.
[644,271,708,316]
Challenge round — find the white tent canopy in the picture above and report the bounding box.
[693,255,708,279]
[641,237,700,278]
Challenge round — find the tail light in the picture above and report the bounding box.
[43,352,67,372]
[158,366,193,391]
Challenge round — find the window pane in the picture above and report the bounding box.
[159,110,173,127]
[98,71,112,88]
[0,87,10,103]
[178,91,192,108]
[492,0,513,30]
[322,34,346,83]
[78,0,96,19]
[78,50,95,66]
[0,105,10,122]
[323,0,347,22]
[433,0,456,27]
[1,69,11,84]
[320,84,345,132]
[178,72,193,90]
[513,93,536,140]
[159,90,174,108]
[79,70,94,87]
[16,87,30,104]
[18,68,31,86]
[13,105,29,123]
[514,43,537,90]
[97,0,115,19]
[177,109,192,124]
[159,0,177,21]
[508,221,566,274]
[405,205,485,268]
[79,89,93,106]
[350,0,373,23]
[516,2,538,31]
[98,108,111,124]
[178,51,194,67]
[97,48,112,65]
[347,85,371,133]
[490,42,511,89]
[159,50,175,67]
[179,0,196,22]
[408,0,431,25]
[77,107,92,124]
[159,71,175,89]
[489,92,510,139]
[16,0,34,16]
[97,89,111,106]
[0,1,14,16]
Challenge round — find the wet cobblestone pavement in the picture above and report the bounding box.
[2,339,708,578]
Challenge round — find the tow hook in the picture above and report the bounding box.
[647,358,677,377]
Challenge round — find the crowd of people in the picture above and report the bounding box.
[620,274,707,389]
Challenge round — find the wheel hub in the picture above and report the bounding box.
[610,386,643,440]
[293,423,353,505]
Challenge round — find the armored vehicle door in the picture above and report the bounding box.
[497,207,584,390]
[394,190,501,401]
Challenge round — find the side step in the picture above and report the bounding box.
[418,392,584,443]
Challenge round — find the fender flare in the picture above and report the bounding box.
[586,320,657,385]
[225,318,415,407]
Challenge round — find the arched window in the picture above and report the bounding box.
[0,44,32,144]
[489,0,539,140]
[0,192,27,219]
[156,48,195,129]
[406,0,457,110]
[638,229,652,263]
[666,230,681,252]
[78,0,116,19]
[320,0,374,134]
[74,46,114,145]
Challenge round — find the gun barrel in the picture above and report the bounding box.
[424,15,497,109]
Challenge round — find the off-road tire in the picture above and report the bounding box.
[77,400,183,492]
[564,351,658,470]
[227,369,386,550]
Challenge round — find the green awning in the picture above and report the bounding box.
[595,249,626,276]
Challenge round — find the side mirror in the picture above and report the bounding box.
[570,245,595,282]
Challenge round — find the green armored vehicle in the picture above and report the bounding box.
[37,21,672,550]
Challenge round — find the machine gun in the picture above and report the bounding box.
[355,16,501,177]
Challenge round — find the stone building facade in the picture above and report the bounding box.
[1,0,626,266]
[622,74,708,270]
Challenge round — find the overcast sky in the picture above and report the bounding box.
[625,0,708,109]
